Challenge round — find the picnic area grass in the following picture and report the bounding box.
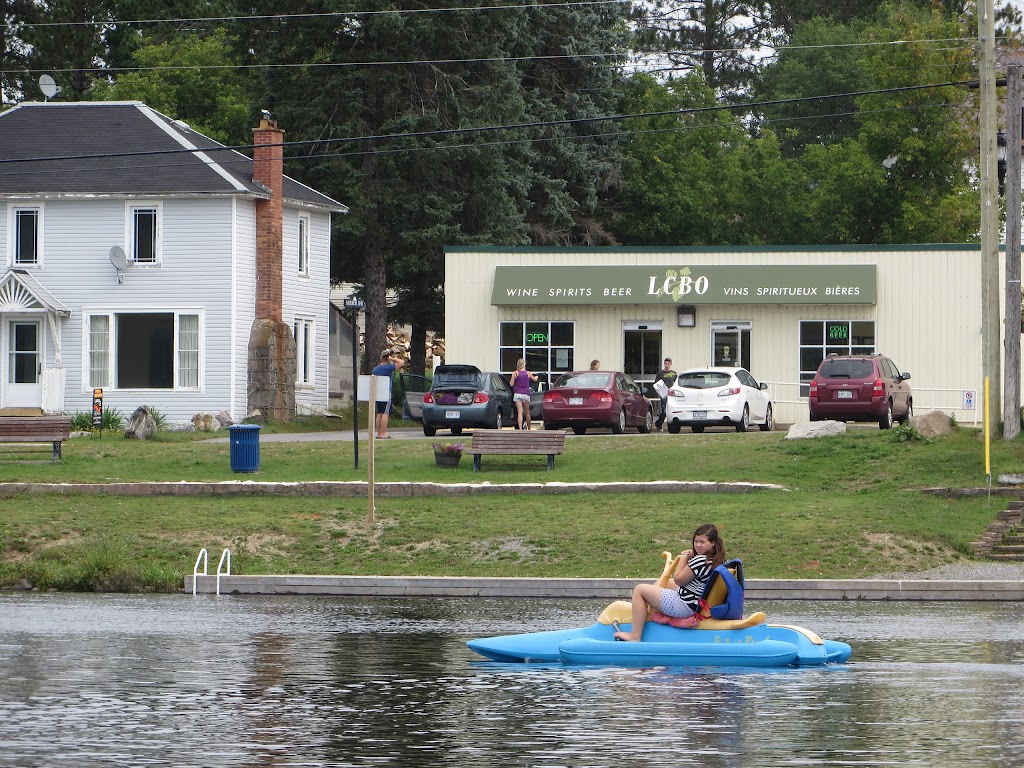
[0,419,1020,592]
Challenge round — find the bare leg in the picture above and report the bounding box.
[516,401,525,429]
[613,582,662,642]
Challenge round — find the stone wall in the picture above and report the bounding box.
[247,318,296,421]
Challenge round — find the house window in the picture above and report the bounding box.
[294,317,314,386]
[13,207,40,266]
[86,311,200,389]
[297,214,310,276]
[129,205,160,264]
[798,320,875,396]
[499,321,574,392]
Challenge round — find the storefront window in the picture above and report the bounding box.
[500,321,574,390]
[799,320,875,396]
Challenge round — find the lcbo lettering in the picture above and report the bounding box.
[647,274,709,296]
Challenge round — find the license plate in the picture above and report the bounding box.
[569,397,584,405]
[693,411,707,419]
[837,391,853,399]
[445,410,460,419]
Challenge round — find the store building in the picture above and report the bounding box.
[444,245,991,425]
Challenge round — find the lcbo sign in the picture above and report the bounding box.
[491,265,877,306]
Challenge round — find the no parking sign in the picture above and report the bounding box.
[963,389,976,410]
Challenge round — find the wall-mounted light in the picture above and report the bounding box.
[677,305,696,327]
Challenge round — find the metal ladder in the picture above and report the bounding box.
[192,548,231,596]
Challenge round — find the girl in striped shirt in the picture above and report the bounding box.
[612,524,725,642]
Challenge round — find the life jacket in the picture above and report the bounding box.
[698,558,745,620]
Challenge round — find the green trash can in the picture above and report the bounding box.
[228,424,261,473]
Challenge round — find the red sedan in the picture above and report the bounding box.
[542,371,654,435]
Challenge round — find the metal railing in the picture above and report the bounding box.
[193,547,232,596]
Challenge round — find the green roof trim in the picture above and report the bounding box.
[446,243,982,254]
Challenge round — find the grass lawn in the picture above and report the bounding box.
[0,418,1020,592]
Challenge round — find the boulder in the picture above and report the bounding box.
[785,420,847,440]
[165,421,196,433]
[191,413,222,432]
[216,410,236,428]
[910,410,953,439]
[124,406,158,440]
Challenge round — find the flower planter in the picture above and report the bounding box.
[434,452,462,468]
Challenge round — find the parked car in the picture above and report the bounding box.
[542,371,653,435]
[399,373,431,420]
[808,354,912,429]
[664,367,773,434]
[421,364,515,436]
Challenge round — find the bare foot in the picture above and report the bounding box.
[613,631,641,642]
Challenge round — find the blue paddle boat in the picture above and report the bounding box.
[468,557,852,668]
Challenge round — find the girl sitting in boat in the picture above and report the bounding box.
[613,523,725,642]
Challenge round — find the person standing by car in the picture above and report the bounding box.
[510,358,538,430]
[371,349,405,439]
[653,357,676,431]
[590,359,601,371]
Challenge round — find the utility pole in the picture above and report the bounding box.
[980,0,1002,438]
[1004,58,1023,439]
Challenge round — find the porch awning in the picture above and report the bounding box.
[0,269,71,317]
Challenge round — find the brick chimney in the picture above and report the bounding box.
[252,115,284,321]
[247,113,295,422]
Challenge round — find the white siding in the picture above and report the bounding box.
[445,248,987,425]
[282,206,331,413]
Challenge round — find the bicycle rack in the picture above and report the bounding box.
[193,548,231,596]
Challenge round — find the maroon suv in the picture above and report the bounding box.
[808,354,912,429]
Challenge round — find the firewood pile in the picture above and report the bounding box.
[382,327,445,363]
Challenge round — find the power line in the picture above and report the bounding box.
[18,0,629,28]
[0,79,978,171]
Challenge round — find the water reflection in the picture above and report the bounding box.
[0,593,1022,767]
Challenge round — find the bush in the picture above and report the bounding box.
[69,407,125,432]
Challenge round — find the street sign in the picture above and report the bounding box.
[343,297,365,312]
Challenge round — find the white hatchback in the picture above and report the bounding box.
[664,367,773,434]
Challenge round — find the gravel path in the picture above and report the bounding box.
[872,562,1024,580]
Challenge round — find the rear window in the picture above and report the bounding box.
[554,372,610,389]
[677,371,732,389]
[818,359,874,379]
[433,371,484,388]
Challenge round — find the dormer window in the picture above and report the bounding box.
[129,203,160,264]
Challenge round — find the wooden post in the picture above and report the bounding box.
[1005,59,1023,439]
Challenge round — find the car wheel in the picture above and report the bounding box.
[691,425,705,433]
[490,409,503,430]
[735,405,749,433]
[638,409,653,434]
[759,404,774,432]
[879,401,893,430]
[899,402,914,425]
[451,426,464,436]
[611,409,626,434]
[423,424,437,437]
[667,423,681,434]
[572,425,587,435]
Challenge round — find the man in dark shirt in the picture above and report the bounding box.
[371,349,406,438]
[653,357,677,431]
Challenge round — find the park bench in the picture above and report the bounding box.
[0,415,72,461]
[465,429,566,472]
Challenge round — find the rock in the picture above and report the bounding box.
[216,410,236,428]
[124,406,158,440]
[911,410,953,439]
[998,473,1024,485]
[165,421,196,433]
[246,408,266,425]
[12,577,33,591]
[191,413,222,432]
[785,420,847,440]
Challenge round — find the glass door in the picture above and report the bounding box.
[711,321,751,370]
[623,322,662,397]
[4,319,43,408]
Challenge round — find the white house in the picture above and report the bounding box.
[0,101,346,422]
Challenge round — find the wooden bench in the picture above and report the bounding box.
[465,429,566,472]
[0,416,72,461]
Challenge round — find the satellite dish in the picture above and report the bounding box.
[39,75,59,101]
[109,246,128,271]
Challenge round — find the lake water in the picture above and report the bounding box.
[1,593,1022,767]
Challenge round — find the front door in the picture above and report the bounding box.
[711,321,751,370]
[4,318,43,408]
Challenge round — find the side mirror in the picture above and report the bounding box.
[902,372,911,381]
[759,382,769,391]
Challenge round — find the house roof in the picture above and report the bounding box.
[0,102,347,212]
